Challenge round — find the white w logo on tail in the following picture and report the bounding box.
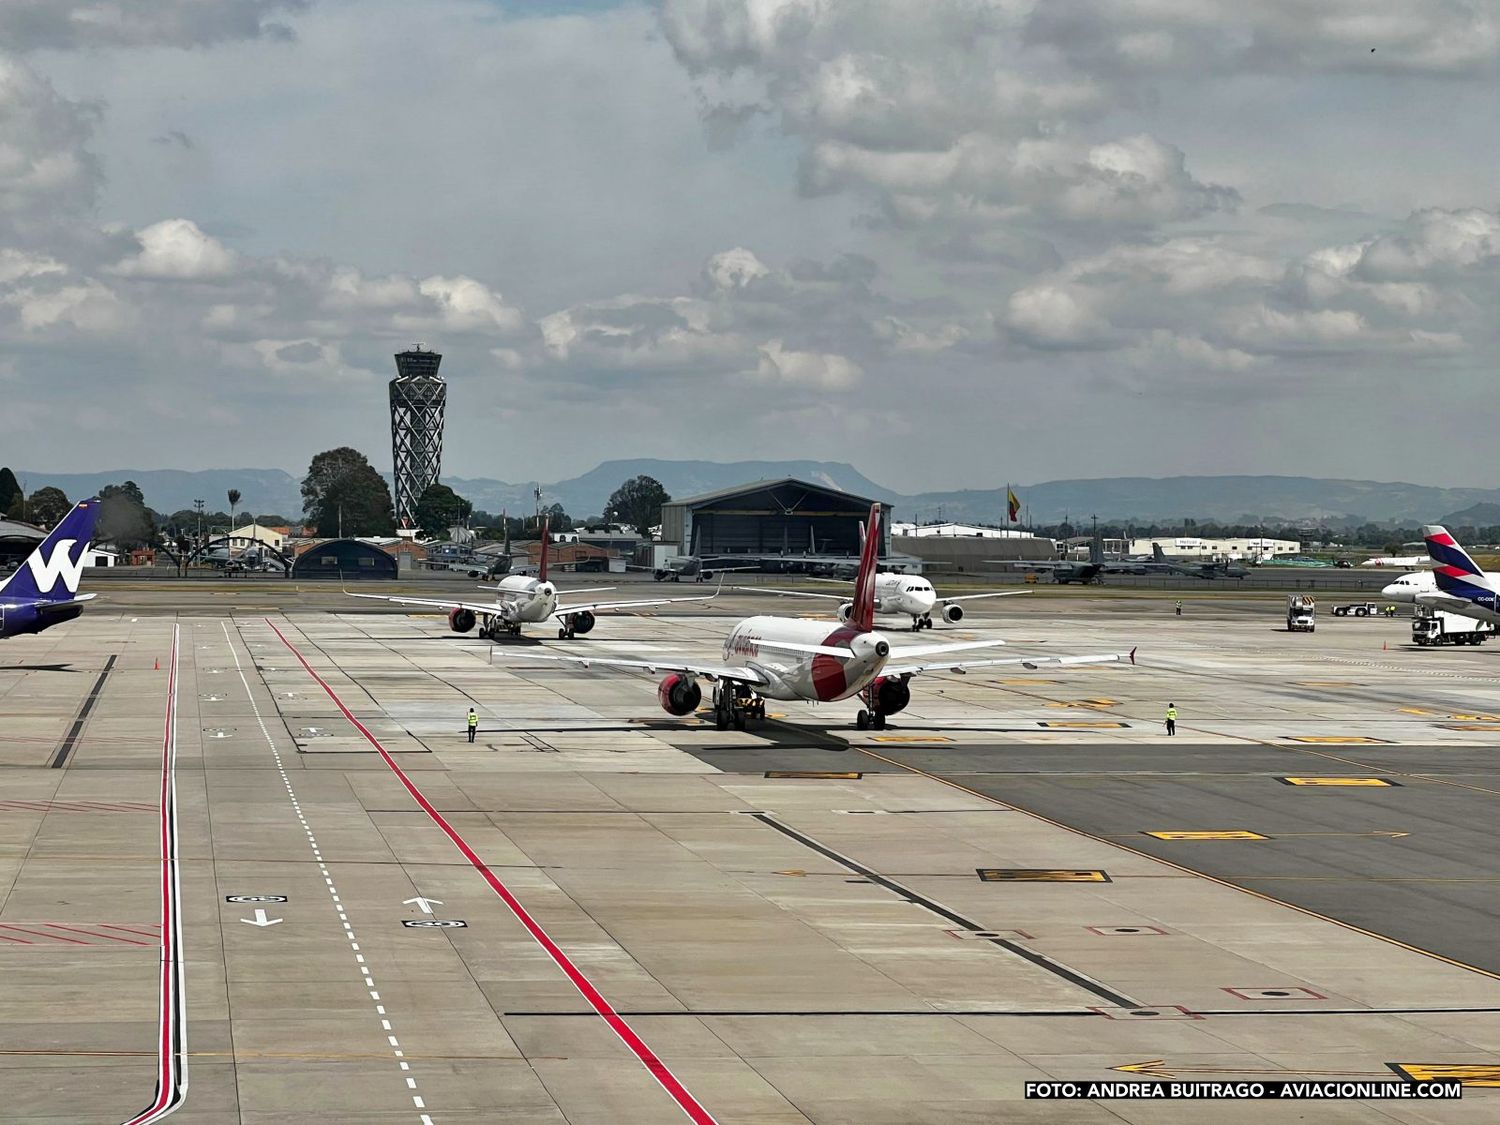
[26,539,86,596]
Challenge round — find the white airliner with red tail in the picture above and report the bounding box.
[504,503,1135,730]
[349,519,718,639]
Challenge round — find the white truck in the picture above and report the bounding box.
[1412,605,1493,646]
[1286,594,1316,632]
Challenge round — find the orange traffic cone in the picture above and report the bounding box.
[154,657,160,670]
[1382,642,1387,651]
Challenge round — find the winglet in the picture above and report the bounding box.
[1129,646,1137,665]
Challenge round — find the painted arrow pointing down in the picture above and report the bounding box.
[1115,1060,1392,1080]
[240,909,283,928]
[403,896,444,915]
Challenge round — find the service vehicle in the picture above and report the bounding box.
[1330,602,1380,617]
[1286,594,1316,632]
[1412,605,1493,646]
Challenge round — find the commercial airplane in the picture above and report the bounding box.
[0,499,101,639]
[349,519,718,639]
[502,503,1134,730]
[1380,570,1437,603]
[735,573,1028,630]
[639,554,758,582]
[1146,543,1249,580]
[1362,554,1432,568]
[1416,526,1500,624]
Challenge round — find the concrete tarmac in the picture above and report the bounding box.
[2,590,1500,1122]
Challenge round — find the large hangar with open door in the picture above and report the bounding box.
[658,478,892,565]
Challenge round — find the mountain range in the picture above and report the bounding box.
[12,460,1500,528]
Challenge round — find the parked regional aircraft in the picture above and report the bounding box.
[502,504,1134,730]
[1380,570,1437,603]
[1362,554,1432,568]
[1416,526,1500,624]
[1147,543,1249,580]
[734,572,1028,630]
[349,519,718,639]
[0,499,101,639]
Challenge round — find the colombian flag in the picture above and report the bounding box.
[1007,487,1021,522]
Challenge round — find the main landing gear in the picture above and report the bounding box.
[854,684,889,730]
[482,619,522,640]
[910,614,933,631]
[712,683,766,731]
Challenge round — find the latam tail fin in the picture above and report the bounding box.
[1423,525,1493,597]
[0,499,101,602]
[538,516,550,583]
[850,502,883,632]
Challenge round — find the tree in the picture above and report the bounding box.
[227,488,241,531]
[98,481,156,549]
[301,447,395,537]
[605,476,670,539]
[26,486,70,527]
[413,483,472,539]
[0,468,21,518]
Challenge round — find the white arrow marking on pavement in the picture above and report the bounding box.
[403,897,444,915]
[241,909,283,928]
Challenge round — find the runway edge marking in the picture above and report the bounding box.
[855,746,1500,985]
[265,618,720,1125]
[119,624,188,1125]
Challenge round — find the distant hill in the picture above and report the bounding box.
[15,463,1500,529]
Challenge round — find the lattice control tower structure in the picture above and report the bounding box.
[389,346,446,531]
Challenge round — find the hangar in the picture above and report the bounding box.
[659,479,892,561]
[291,539,399,580]
[0,518,44,570]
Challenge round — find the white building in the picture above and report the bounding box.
[229,523,287,550]
[1129,536,1300,560]
[84,547,118,567]
[892,522,1037,539]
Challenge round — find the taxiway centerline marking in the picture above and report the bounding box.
[224,622,432,1125]
[118,624,187,1125]
[268,617,721,1125]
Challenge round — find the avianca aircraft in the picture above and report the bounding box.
[737,572,1028,630]
[349,519,717,639]
[1417,525,1500,624]
[505,503,1134,730]
[0,499,102,639]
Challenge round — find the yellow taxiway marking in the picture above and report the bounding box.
[1391,1064,1500,1087]
[976,868,1110,882]
[763,770,862,780]
[1117,1059,1392,1080]
[1399,707,1438,715]
[1449,713,1500,721]
[1038,721,1126,729]
[870,735,953,743]
[1280,777,1397,787]
[1285,736,1389,745]
[1145,830,1268,841]
[1045,698,1118,710]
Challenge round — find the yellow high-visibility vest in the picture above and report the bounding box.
[1165,708,1177,720]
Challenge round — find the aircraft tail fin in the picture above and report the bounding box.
[0,499,101,602]
[850,503,882,632]
[538,516,550,583]
[1424,525,1493,597]
[1090,533,1103,565]
[1152,542,1166,563]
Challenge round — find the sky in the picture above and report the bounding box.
[2,0,1498,492]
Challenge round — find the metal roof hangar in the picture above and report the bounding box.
[660,479,891,559]
[0,518,44,569]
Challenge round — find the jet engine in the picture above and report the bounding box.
[941,603,964,624]
[448,608,477,633]
[657,673,702,717]
[872,676,911,716]
[838,602,854,622]
[570,610,596,635]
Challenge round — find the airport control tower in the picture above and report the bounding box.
[389,346,446,532]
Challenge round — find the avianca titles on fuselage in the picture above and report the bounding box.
[349,517,717,639]
[502,502,1135,731]
[0,499,102,638]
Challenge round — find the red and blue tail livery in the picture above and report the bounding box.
[0,499,101,638]
[1423,524,1497,606]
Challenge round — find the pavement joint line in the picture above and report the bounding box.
[267,615,723,1125]
[222,621,430,1125]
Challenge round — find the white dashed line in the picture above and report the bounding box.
[222,621,432,1124]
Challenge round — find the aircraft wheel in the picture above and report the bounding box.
[855,711,871,731]
[924,617,934,629]
[715,709,729,731]
[558,628,568,639]
[873,713,887,730]
[732,710,746,731]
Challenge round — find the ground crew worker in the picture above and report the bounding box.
[1165,703,1177,736]
[1174,600,1182,616]
[467,708,479,743]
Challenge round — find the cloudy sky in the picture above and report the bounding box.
[3,0,1498,491]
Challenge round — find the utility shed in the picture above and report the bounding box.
[659,478,891,559]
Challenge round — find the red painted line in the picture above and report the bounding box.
[268,619,719,1125]
[0,931,32,944]
[48,924,152,947]
[98,924,163,939]
[0,924,90,945]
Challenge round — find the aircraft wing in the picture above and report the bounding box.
[887,638,1007,659]
[553,582,721,618]
[1414,592,1500,621]
[346,592,500,617]
[885,649,1136,677]
[731,586,845,602]
[496,650,770,686]
[937,590,1032,606]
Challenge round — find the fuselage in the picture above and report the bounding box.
[873,573,936,619]
[491,575,557,623]
[723,615,890,702]
[1381,571,1437,603]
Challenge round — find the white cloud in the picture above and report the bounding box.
[1005,285,1109,348]
[703,246,772,290]
[111,218,237,280]
[5,279,128,334]
[756,339,862,390]
[0,0,308,50]
[411,275,526,335]
[0,53,100,232]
